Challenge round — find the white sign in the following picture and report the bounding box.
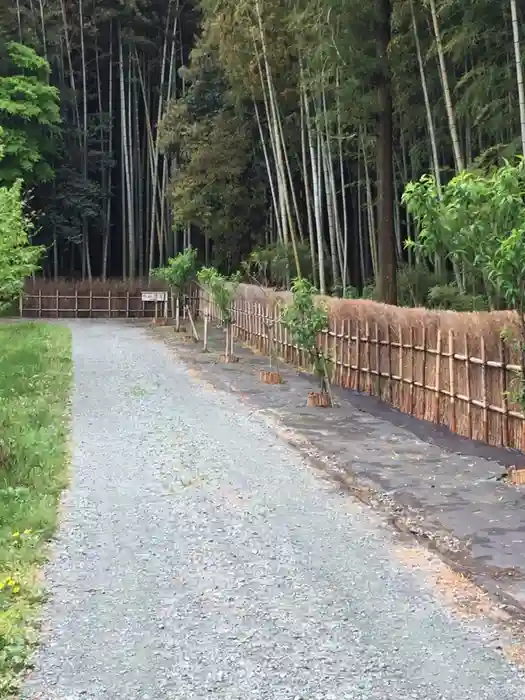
[141,291,167,302]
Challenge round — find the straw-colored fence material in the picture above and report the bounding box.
[198,284,525,453]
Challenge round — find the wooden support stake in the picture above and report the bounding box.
[89,290,93,318]
[203,310,209,352]
[56,289,59,318]
[39,289,42,318]
[126,292,130,318]
[19,294,23,318]
[186,305,199,341]
[108,290,112,318]
[75,289,79,318]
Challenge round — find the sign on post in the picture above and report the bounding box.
[141,291,168,320]
[141,291,167,302]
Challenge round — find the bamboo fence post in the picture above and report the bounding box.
[398,324,403,409]
[500,335,509,446]
[355,320,361,392]
[19,294,23,318]
[346,319,351,388]
[126,292,130,318]
[365,320,371,394]
[481,336,489,444]
[465,333,472,439]
[89,290,93,318]
[108,290,112,318]
[75,289,78,318]
[386,323,392,404]
[38,289,42,318]
[421,326,427,420]
[374,321,380,395]
[448,331,456,433]
[409,326,415,414]
[435,329,442,423]
[55,289,59,318]
[333,319,339,385]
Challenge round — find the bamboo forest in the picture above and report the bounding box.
[3,0,525,310]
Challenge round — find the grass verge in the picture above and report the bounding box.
[0,322,72,696]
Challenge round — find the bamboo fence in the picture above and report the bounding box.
[198,286,525,453]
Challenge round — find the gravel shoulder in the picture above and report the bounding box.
[22,320,525,699]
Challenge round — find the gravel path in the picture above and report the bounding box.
[22,321,525,700]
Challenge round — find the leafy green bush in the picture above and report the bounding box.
[0,180,43,313]
[152,248,197,291]
[280,278,330,392]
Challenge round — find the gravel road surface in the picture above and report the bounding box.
[22,321,525,699]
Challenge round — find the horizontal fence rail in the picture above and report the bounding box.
[197,287,525,453]
[19,289,200,319]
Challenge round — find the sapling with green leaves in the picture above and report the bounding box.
[280,278,332,402]
[0,132,43,312]
[152,248,197,330]
[197,267,241,361]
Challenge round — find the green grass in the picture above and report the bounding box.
[0,322,71,696]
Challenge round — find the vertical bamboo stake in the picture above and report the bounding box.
[175,296,180,331]
[500,335,509,446]
[126,291,130,318]
[366,320,371,395]
[398,325,403,410]
[203,309,209,352]
[409,326,415,414]
[386,323,392,404]
[19,294,23,318]
[333,320,339,385]
[75,289,79,318]
[89,290,93,318]
[38,289,42,318]
[481,336,488,444]
[464,333,472,439]
[448,331,456,433]
[375,321,380,396]
[346,319,351,388]
[435,329,442,423]
[108,290,112,319]
[421,326,427,420]
[355,319,361,392]
[56,289,59,318]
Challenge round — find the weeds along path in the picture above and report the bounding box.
[23,320,525,699]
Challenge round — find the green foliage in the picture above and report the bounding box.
[403,160,525,309]
[426,284,489,312]
[152,248,197,292]
[245,242,313,288]
[0,323,71,695]
[0,174,43,312]
[280,278,329,386]
[197,266,241,324]
[0,41,61,187]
